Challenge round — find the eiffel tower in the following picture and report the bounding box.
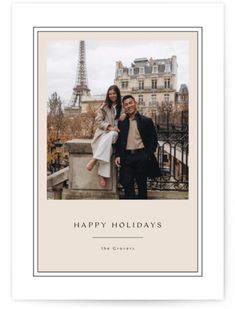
[70,40,90,107]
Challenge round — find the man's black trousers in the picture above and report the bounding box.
[120,149,149,199]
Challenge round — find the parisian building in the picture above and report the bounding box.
[114,56,188,118]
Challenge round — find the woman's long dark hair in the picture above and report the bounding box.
[105,85,122,119]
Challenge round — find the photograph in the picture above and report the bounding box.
[46,35,190,200]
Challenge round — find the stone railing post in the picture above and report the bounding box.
[64,139,119,199]
[52,183,63,200]
[47,166,69,200]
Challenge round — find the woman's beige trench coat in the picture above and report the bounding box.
[91,103,117,154]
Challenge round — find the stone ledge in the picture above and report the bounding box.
[64,139,92,154]
[148,190,188,199]
[65,190,119,200]
[64,139,118,199]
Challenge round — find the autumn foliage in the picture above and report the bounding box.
[47,92,96,173]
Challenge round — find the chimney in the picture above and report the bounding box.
[116,61,123,69]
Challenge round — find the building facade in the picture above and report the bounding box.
[114,56,184,117]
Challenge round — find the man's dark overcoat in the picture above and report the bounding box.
[115,112,161,182]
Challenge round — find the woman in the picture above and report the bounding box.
[86,85,122,187]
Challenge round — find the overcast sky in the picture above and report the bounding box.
[47,40,188,105]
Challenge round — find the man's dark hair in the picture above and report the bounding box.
[122,95,135,103]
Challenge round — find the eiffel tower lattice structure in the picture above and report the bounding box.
[70,41,90,107]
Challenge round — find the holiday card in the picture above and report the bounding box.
[12,2,224,300]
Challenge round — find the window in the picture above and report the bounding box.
[152,79,157,89]
[138,80,144,90]
[164,94,170,102]
[152,66,158,73]
[139,67,145,75]
[138,95,144,104]
[151,95,156,104]
[165,63,171,73]
[121,81,128,89]
[158,64,165,73]
[117,69,123,76]
[164,78,170,88]
[128,68,134,75]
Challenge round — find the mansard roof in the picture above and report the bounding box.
[134,57,148,63]
[179,84,188,93]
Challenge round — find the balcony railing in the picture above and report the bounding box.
[138,101,175,109]
[132,85,174,92]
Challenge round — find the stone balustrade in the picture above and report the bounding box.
[47,166,69,199]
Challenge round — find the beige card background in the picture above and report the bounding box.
[36,30,199,274]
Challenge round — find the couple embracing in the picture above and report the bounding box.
[86,85,161,199]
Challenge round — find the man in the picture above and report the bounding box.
[115,95,161,199]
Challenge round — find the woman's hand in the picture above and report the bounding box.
[107,126,120,132]
[100,102,106,109]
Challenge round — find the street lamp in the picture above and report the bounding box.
[54,139,63,172]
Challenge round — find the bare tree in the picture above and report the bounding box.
[47,92,65,138]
